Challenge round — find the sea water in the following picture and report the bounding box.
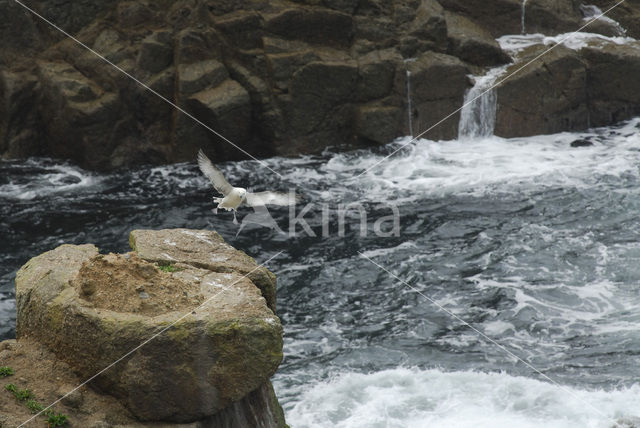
[3,119,640,426]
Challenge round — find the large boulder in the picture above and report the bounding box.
[444,11,511,66]
[282,59,359,154]
[406,51,471,140]
[178,59,229,96]
[402,0,448,57]
[265,7,354,48]
[355,49,401,102]
[437,0,524,36]
[175,79,252,161]
[495,45,588,137]
[36,61,121,170]
[494,38,640,138]
[582,42,640,127]
[15,229,283,423]
[523,0,582,35]
[136,30,174,74]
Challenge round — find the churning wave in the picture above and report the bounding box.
[250,118,640,202]
[0,158,100,200]
[284,368,640,428]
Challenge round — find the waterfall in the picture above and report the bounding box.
[580,4,627,36]
[405,66,415,138]
[521,0,528,34]
[458,65,508,139]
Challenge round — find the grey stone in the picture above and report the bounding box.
[137,31,174,74]
[496,45,588,137]
[178,60,229,96]
[15,230,283,422]
[356,104,404,144]
[444,11,511,66]
[406,51,471,140]
[265,8,354,48]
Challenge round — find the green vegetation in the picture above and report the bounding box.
[5,381,68,426]
[44,411,68,427]
[158,263,181,272]
[26,398,44,413]
[0,366,14,377]
[4,383,33,401]
[16,387,34,401]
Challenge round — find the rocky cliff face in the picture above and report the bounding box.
[1,228,286,427]
[1,0,640,169]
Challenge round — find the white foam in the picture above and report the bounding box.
[311,119,640,200]
[0,161,99,200]
[483,320,516,335]
[359,242,418,259]
[282,367,640,428]
[498,32,636,55]
[459,65,510,139]
[580,5,627,36]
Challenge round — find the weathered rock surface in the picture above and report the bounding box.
[13,228,285,425]
[0,338,287,427]
[582,42,640,127]
[444,11,511,67]
[495,39,640,138]
[129,228,278,312]
[496,45,588,137]
[406,51,471,140]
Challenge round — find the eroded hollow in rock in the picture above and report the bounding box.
[72,253,204,315]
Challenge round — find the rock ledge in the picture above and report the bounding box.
[7,228,286,426]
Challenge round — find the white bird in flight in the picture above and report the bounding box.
[197,149,299,223]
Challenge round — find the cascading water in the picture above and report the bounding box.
[457,65,508,139]
[406,69,414,138]
[521,0,528,34]
[580,4,627,36]
[457,12,633,141]
[404,58,417,138]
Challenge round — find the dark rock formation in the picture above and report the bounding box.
[437,0,582,37]
[407,51,471,140]
[582,43,640,127]
[495,45,588,137]
[0,0,639,168]
[444,11,512,67]
[9,228,286,426]
[495,38,640,139]
[570,138,593,147]
[0,0,476,168]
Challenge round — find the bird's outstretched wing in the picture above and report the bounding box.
[245,191,300,207]
[197,149,233,196]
